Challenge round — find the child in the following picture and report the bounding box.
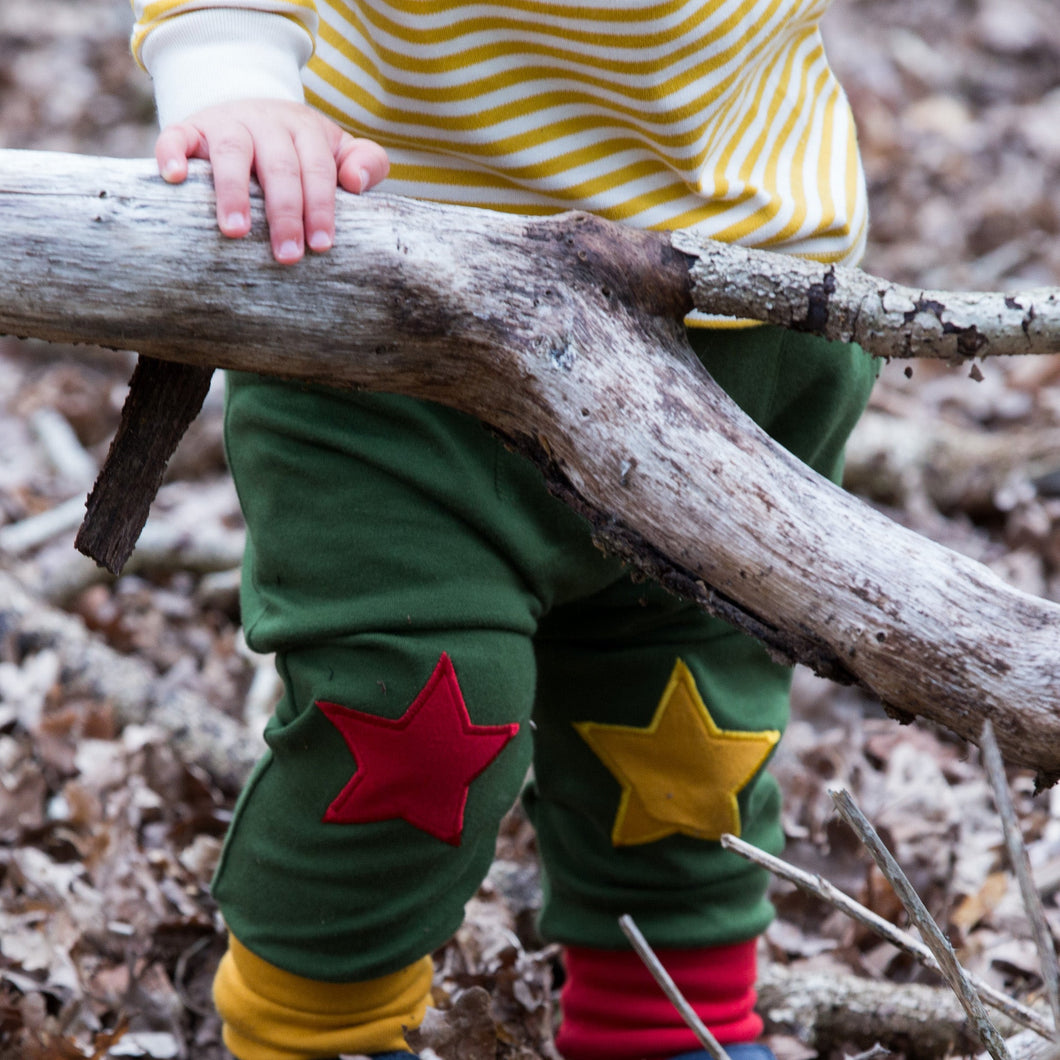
[129,3,878,1058]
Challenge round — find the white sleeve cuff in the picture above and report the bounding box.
[140,8,315,129]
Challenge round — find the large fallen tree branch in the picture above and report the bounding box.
[2,149,1060,781]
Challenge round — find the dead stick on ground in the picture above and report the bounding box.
[830,787,1011,1060]
[0,494,86,555]
[720,833,1055,1041]
[618,915,732,1060]
[759,963,1028,1056]
[980,721,1060,1036]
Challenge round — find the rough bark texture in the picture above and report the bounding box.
[672,229,1060,361]
[3,150,1060,781]
[757,964,1047,1060]
[75,355,215,572]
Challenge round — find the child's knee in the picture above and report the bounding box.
[212,638,535,983]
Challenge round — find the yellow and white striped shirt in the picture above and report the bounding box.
[132,0,866,264]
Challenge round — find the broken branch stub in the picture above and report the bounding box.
[1,150,1060,780]
[75,355,215,573]
[672,229,1060,362]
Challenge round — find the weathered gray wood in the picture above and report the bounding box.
[758,964,1045,1060]
[2,149,1060,782]
[673,229,1060,361]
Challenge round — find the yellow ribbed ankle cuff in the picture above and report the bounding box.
[213,934,433,1060]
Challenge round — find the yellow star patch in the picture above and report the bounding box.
[575,659,780,846]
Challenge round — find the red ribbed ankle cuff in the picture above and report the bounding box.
[556,940,762,1060]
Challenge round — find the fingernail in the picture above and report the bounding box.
[224,212,248,232]
[161,159,182,182]
[278,240,302,261]
[358,168,371,192]
[308,230,332,252]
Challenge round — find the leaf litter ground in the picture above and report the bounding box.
[1,1,1059,1057]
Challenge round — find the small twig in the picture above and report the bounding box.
[618,914,733,1060]
[29,406,98,487]
[0,494,86,555]
[829,787,1012,1060]
[31,516,245,605]
[173,934,216,1018]
[980,721,1060,1038]
[759,961,1016,1056]
[721,834,1054,1040]
[979,1029,1060,1060]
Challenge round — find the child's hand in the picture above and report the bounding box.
[155,98,389,264]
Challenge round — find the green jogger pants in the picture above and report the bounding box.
[212,325,877,981]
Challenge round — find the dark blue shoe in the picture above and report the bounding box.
[670,1047,777,1060]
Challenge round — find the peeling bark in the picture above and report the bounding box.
[672,230,1060,362]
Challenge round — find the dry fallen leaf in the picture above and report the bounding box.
[3,2,1060,1058]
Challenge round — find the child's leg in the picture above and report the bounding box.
[525,326,877,1059]
[210,629,533,1059]
[212,378,611,1060]
[528,587,789,1057]
[213,321,875,1060]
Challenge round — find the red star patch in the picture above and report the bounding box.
[316,653,518,846]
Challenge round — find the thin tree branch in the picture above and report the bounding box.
[829,787,1012,1060]
[74,356,215,573]
[28,406,97,487]
[980,1030,1060,1060]
[721,833,1055,1042]
[758,965,1053,1060]
[980,721,1060,1036]
[0,494,86,556]
[618,915,732,1060]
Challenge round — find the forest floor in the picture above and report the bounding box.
[1,1,1059,1058]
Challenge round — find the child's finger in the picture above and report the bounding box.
[201,121,256,239]
[154,123,202,184]
[251,125,308,263]
[154,102,389,260]
[292,125,339,254]
[336,134,390,195]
